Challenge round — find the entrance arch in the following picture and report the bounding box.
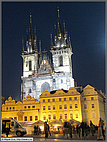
[41,82,50,93]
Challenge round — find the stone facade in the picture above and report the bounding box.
[21,11,74,100]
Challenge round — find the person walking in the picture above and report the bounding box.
[97,118,104,140]
[44,122,49,138]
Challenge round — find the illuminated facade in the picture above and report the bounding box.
[2,85,105,126]
[21,10,74,100]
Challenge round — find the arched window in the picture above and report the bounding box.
[59,56,63,66]
[29,61,32,71]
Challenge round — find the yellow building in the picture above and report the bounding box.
[2,85,105,127]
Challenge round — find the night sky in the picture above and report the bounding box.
[2,2,105,101]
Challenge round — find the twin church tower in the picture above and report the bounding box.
[21,9,75,100]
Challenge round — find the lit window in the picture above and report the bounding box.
[70,114,73,119]
[53,115,56,119]
[64,98,66,101]
[48,99,50,102]
[53,105,55,110]
[69,97,72,101]
[91,97,94,100]
[43,99,45,102]
[48,115,51,120]
[48,106,51,110]
[60,114,62,119]
[64,104,67,109]
[84,98,86,101]
[70,104,72,109]
[43,116,46,120]
[28,106,30,108]
[29,61,32,71]
[84,104,87,109]
[59,98,61,101]
[65,114,67,119]
[52,99,55,102]
[76,114,78,118]
[92,104,94,108]
[74,97,77,100]
[59,105,62,109]
[35,116,38,120]
[24,116,27,121]
[75,104,78,108]
[30,116,32,121]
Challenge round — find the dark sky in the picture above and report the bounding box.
[2,2,105,101]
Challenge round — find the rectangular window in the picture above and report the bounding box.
[64,98,66,101]
[48,106,51,110]
[28,106,30,108]
[53,105,55,110]
[52,99,55,102]
[53,115,56,119]
[65,114,67,119]
[92,104,94,108]
[74,97,77,100]
[32,106,35,108]
[13,107,15,109]
[59,98,61,101]
[91,97,94,100]
[84,104,87,109]
[24,106,26,109]
[48,115,51,120]
[43,106,45,110]
[59,105,62,109]
[70,114,73,119]
[75,104,78,108]
[29,61,32,71]
[43,116,46,120]
[64,104,67,109]
[30,116,32,121]
[48,99,50,102]
[24,116,27,121]
[76,114,78,118]
[43,99,45,102]
[70,104,72,109]
[35,116,38,120]
[69,97,72,101]
[60,114,62,119]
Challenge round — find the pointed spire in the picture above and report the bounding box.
[29,13,33,42]
[34,26,38,52]
[22,37,24,54]
[26,28,29,46]
[54,24,57,39]
[39,40,42,54]
[57,8,62,35]
[50,33,53,46]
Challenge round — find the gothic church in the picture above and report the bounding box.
[21,10,75,100]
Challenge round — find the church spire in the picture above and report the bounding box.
[57,8,62,36]
[50,33,53,50]
[29,13,33,44]
[22,37,24,54]
[34,26,38,52]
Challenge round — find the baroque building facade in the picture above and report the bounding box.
[21,10,74,100]
[2,85,105,130]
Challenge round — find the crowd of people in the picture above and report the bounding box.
[33,118,106,140]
